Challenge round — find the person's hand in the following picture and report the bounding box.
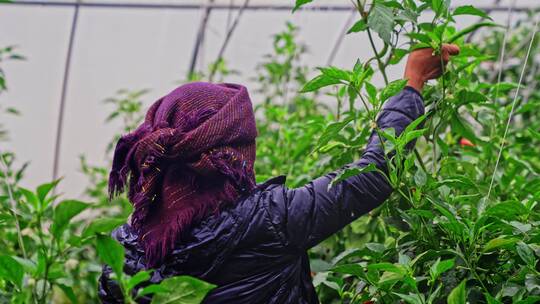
[404,44,460,92]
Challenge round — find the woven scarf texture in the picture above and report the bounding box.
[109,82,257,266]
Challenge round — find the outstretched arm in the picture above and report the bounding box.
[266,44,460,250]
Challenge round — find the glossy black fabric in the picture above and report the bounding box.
[98,87,424,304]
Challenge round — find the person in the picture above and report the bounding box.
[98,44,460,304]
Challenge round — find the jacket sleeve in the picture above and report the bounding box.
[265,87,424,250]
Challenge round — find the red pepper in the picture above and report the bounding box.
[459,138,474,147]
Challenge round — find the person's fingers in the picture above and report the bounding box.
[442,43,460,56]
[442,52,450,62]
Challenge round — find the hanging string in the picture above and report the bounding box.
[486,17,539,200]
[492,0,516,102]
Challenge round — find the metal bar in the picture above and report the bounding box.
[52,0,79,182]
[3,1,537,12]
[188,0,214,77]
[208,0,250,82]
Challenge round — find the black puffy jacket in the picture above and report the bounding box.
[98,87,424,303]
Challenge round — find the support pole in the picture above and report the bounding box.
[208,0,250,82]
[326,9,356,66]
[188,0,214,78]
[52,0,80,182]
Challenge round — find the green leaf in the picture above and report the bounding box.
[315,116,355,149]
[448,280,467,304]
[448,22,501,43]
[414,169,427,187]
[402,129,427,147]
[367,3,395,44]
[36,180,60,208]
[515,296,540,304]
[457,90,488,106]
[453,5,492,20]
[451,112,478,144]
[292,0,313,12]
[319,66,351,82]
[408,33,432,44]
[483,237,518,252]
[508,221,531,234]
[432,203,464,236]
[347,20,367,34]
[365,82,377,101]
[82,217,126,238]
[329,163,378,189]
[127,270,151,291]
[516,242,536,267]
[57,283,78,304]
[380,79,408,102]
[151,276,216,304]
[379,271,404,288]
[51,200,89,239]
[430,258,454,281]
[381,127,397,144]
[431,0,450,17]
[404,115,427,135]
[300,74,341,93]
[366,242,386,253]
[0,255,24,288]
[5,107,20,115]
[367,262,406,275]
[394,292,424,304]
[331,264,364,277]
[389,48,409,65]
[19,187,38,209]
[486,201,528,220]
[484,293,502,304]
[310,259,331,273]
[529,128,540,141]
[11,256,36,274]
[96,234,125,277]
[137,284,169,298]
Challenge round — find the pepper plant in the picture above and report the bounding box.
[1,2,539,303]
[292,0,540,303]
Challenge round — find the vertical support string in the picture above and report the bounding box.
[486,17,539,200]
[492,0,516,100]
[52,0,80,183]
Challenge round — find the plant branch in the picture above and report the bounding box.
[366,28,389,85]
[0,152,27,259]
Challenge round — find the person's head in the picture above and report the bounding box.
[109,82,257,265]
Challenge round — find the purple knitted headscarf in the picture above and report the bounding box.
[109,82,257,267]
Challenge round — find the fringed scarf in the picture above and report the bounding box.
[108,82,257,267]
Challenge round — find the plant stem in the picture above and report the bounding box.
[366,28,389,85]
[414,149,427,173]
